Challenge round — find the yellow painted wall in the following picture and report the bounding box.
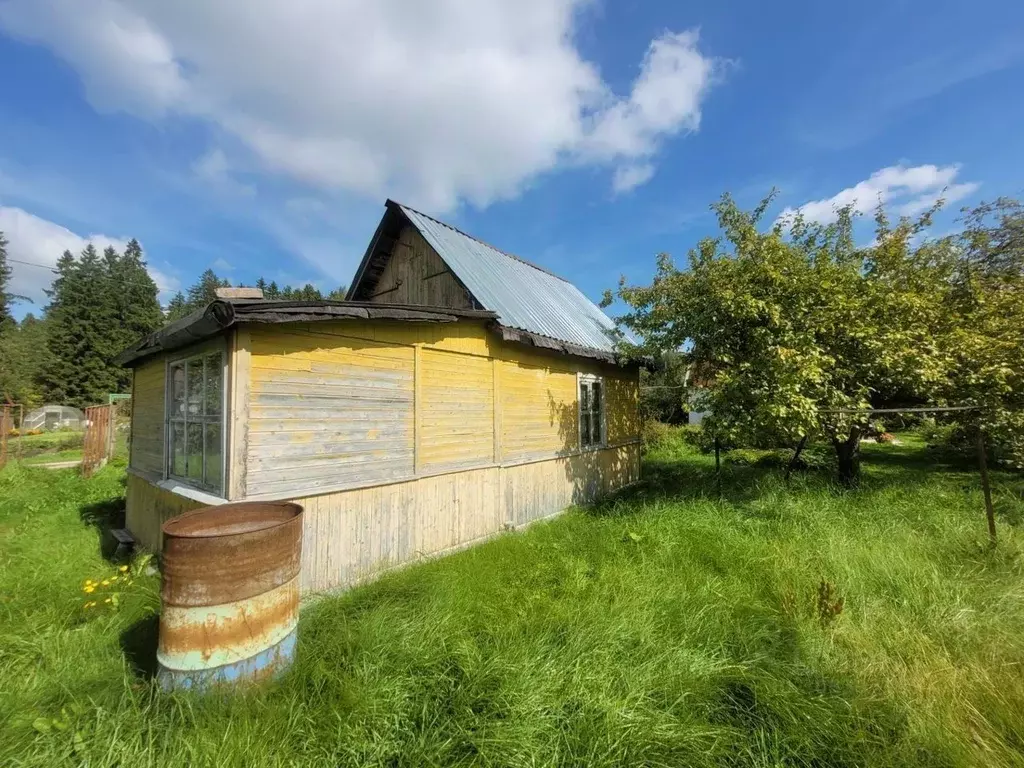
[125,318,641,580]
[129,357,165,476]
[419,348,494,472]
[242,319,638,499]
[247,326,416,498]
[498,360,578,461]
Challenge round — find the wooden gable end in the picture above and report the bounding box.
[349,204,482,311]
[370,224,476,309]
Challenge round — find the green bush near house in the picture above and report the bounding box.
[1,437,1023,767]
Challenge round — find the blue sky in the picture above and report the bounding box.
[1,0,1023,320]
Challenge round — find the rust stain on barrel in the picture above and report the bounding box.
[158,500,304,689]
[161,502,303,606]
[158,578,300,660]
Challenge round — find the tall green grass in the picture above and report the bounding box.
[1,438,1023,767]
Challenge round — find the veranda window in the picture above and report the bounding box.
[579,375,605,449]
[167,351,224,493]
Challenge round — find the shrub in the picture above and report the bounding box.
[724,448,793,468]
[641,420,672,451]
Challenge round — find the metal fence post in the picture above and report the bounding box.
[976,428,997,545]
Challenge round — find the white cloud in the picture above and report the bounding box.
[0,1,726,209]
[611,163,655,194]
[192,148,255,198]
[779,164,980,225]
[210,257,233,272]
[0,205,178,309]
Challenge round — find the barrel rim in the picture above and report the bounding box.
[162,501,303,539]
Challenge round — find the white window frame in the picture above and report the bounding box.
[164,340,228,496]
[578,373,606,450]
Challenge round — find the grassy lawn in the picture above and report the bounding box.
[1,436,1023,767]
[19,448,85,466]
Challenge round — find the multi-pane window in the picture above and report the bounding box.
[167,351,224,493]
[579,376,605,449]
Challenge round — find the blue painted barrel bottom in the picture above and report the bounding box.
[157,628,297,692]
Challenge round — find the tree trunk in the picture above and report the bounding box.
[833,426,863,487]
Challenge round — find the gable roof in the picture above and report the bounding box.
[348,200,621,355]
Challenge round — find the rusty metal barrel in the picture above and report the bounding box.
[157,501,303,691]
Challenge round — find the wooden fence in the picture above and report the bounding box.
[82,404,114,477]
[0,404,24,471]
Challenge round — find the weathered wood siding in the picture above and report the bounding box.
[129,357,165,476]
[371,225,474,307]
[498,360,578,461]
[605,375,640,445]
[298,442,639,593]
[125,473,202,552]
[419,348,494,472]
[242,321,638,497]
[246,327,415,498]
[125,318,641,595]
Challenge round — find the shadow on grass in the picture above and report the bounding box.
[587,438,1023,524]
[120,614,160,681]
[586,453,778,517]
[79,476,130,562]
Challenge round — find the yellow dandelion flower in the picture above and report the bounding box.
[84,585,95,593]
[119,565,129,572]
[104,598,112,604]
[101,580,110,587]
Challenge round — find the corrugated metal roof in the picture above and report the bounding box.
[397,204,619,353]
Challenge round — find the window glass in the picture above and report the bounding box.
[580,397,591,445]
[170,422,186,476]
[185,423,204,482]
[580,378,604,448]
[204,423,222,489]
[187,362,203,417]
[170,364,186,418]
[167,349,225,494]
[204,353,222,417]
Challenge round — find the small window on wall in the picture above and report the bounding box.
[579,375,605,449]
[167,350,224,493]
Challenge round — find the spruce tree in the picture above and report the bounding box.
[187,269,230,308]
[107,240,162,391]
[0,230,12,325]
[0,313,48,406]
[39,250,82,405]
[39,245,124,408]
[166,291,190,322]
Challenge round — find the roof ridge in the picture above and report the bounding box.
[389,199,572,283]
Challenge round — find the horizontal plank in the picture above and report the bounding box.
[248,418,413,434]
[246,464,414,495]
[249,406,413,421]
[251,368,412,386]
[248,446,413,472]
[251,392,413,407]
[247,425,410,445]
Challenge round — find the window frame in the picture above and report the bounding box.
[163,340,228,496]
[578,373,606,450]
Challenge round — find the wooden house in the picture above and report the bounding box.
[119,201,640,593]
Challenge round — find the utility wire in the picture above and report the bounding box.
[7,255,181,310]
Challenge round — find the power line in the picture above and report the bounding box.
[7,255,175,307]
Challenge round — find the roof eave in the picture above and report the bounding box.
[117,300,499,367]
